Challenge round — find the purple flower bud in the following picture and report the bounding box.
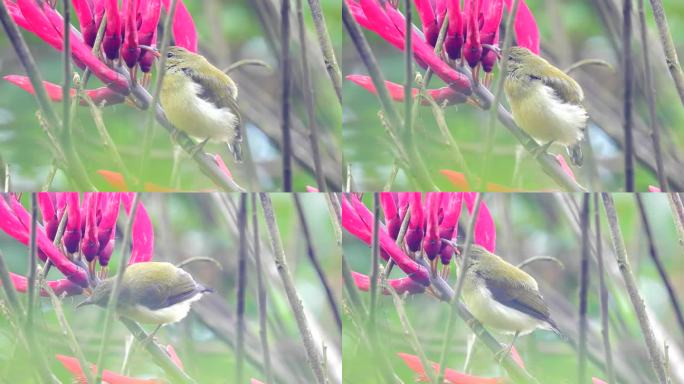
[98,238,115,267]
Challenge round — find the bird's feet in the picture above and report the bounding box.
[531,140,555,159]
[187,138,210,158]
[493,343,514,364]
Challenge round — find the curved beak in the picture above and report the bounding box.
[139,45,160,58]
[75,298,92,309]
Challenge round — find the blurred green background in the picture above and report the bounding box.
[342,0,684,191]
[0,193,341,383]
[343,193,684,383]
[0,0,342,192]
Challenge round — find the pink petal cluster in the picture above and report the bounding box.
[0,193,154,296]
[343,192,496,295]
[3,0,197,105]
[346,0,540,105]
[398,353,504,384]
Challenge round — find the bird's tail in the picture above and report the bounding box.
[567,141,583,167]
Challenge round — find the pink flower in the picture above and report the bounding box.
[4,0,197,103]
[343,192,496,295]
[346,0,540,102]
[398,353,504,383]
[56,354,165,383]
[0,193,154,296]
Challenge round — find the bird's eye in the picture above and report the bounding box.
[508,55,514,61]
[167,52,174,58]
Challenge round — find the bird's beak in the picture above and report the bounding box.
[441,239,463,255]
[139,45,160,58]
[75,299,92,309]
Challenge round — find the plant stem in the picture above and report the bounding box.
[236,194,247,384]
[281,0,293,191]
[305,0,342,102]
[647,0,684,106]
[579,194,590,383]
[623,0,635,191]
[594,193,616,384]
[252,193,274,383]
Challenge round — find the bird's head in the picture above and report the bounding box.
[504,46,537,76]
[164,46,204,70]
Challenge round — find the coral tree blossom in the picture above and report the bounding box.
[4,0,197,106]
[346,0,539,105]
[0,192,153,296]
[343,192,495,295]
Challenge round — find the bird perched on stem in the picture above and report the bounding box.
[77,261,212,336]
[160,46,243,162]
[504,46,587,166]
[451,243,563,359]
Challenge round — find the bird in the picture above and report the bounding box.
[504,46,588,166]
[76,262,212,331]
[453,243,562,359]
[160,46,243,162]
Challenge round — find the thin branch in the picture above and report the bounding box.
[281,0,293,191]
[236,194,247,384]
[668,193,684,250]
[0,1,93,190]
[623,0,635,191]
[437,193,483,383]
[388,287,437,384]
[305,0,342,102]
[296,0,326,191]
[368,193,381,328]
[579,194,590,383]
[140,0,179,178]
[637,0,667,190]
[636,194,684,337]
[26,193,38,331]
[252,193,274,383]
[647,0,684,105]
[564,59,614,75]
[119,318,197,383]
[482,0,521,187]
[94,194,141,383]
[403,0,413,150]
[223,59,272,74]
[595,193,616,384]
[259,193,326,384]
[601,193,668,383]
[293,194,341,330]
[516,255,564,270]
[0,250,24,320]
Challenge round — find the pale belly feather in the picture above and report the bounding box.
[119,292,204,324]
[508,84,587,146]
[161,79,237,142]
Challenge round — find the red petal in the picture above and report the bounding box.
[162,0,198,52]
[397,353,503,384]
[439,170,519,192]
[504,0,539,54]
[97,170,129,191]
[463,193,496,252]
[4,75,125,105]
[16,0,62,49]
[165,345,185,370]
[555,155,576,182]
[122,194,154,264]
[306,186,319,192]
[121,0,140,68]
[56,355,163,384]
[648,185,661,192]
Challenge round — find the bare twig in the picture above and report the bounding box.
[516,255,564,270]
[94,194,141,383]
[637,0,667,190]
[623,0,635,191]
[252,193,274,383]
[579,194,590,383]
[389,287,437,384]
[259,193,327,383]
[369,193,380,328]
[296,0,326,191]
[647,0,684,105]
[293,194,341,330]
[26,194,38,330]
[636,194,684,337]
[224,59,272,74]
[305,0,342,102]
[564,59,614,75]
[281,0,293,191]
[601,193,668,383]
[668,193,684,250]
[437,193,483,383]
[403,0,413,149]
[0,1,93,191]
[236,194,247,384]
[140,0,179,177]
[482,0,521,187]
[595,194,616,384]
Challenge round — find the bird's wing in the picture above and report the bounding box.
[538,65,584,105]
[480,269,551,322]
[183,66,243,155]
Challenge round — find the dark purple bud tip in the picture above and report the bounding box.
[422,237,441,260]
[81,237,100,262]
[97,227,112,249]
[405,228,423,253]
[463,44,483,69]
[98,239,115,266]
[122,46,141,68]
[424,22,439,47]
[83,23,97,47]
[63,230,81,254]
[45,217,59,241]
[440,245,453,265]
[481,50,497,73]
[387,217,402,240]
[103,36,121,60]
[444,35,463,61]
[139,51,156,73]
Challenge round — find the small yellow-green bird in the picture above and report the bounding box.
[504,46,587,166]
[77,262,212,326]
[456,244,562,346]
[160,46,243,162]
